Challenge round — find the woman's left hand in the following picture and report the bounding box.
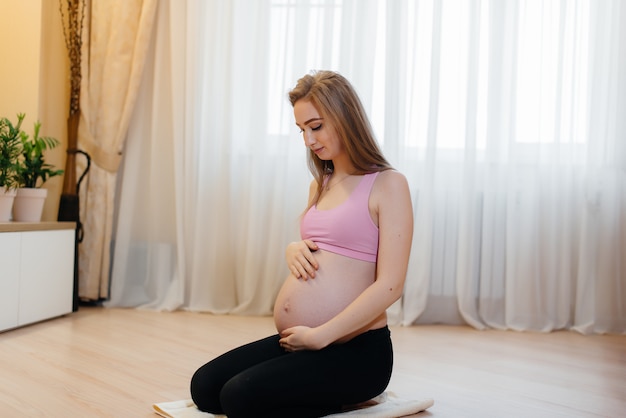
[279,326,326,351]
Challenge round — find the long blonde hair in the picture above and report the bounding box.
[288,70,391,204]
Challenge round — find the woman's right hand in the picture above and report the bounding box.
[286,240,319,280]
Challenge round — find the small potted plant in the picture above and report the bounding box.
[0,114,24,221]
[12,118,64,222]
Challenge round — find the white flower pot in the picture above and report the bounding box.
[0,187,17,221]
[12,187,48,222]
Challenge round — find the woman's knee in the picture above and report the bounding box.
[219,373,260,417]
[190,364,223,413]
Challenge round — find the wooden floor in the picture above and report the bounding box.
[0,307,624,417]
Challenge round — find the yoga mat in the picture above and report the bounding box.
[153,391,434,418]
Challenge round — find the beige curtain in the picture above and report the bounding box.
[76,0,158,301]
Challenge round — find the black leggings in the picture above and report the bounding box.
[190,326,393,418]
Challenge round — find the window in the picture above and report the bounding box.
[266,0,594,158]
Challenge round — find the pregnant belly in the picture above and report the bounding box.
[273,250,376,333]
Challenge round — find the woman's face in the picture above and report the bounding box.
[294,99,343,161]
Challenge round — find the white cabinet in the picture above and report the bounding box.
[0,232,21,330]
[0,223,75,332]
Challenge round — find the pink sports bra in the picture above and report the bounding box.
[300,172,380,262]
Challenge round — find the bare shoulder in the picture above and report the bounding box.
[373,169,410,195]
[376,169,408,183]
[370,169,412,218]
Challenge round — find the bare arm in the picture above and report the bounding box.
[280,170,413,350]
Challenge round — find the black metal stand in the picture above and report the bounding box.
[57,150,91,312]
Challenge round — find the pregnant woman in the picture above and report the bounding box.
[190,70,414,418]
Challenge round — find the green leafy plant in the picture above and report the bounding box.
[17,119,64,188]
[0,113,25,189]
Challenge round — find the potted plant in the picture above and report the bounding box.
[0,114,24,221]
[12,119,64,222]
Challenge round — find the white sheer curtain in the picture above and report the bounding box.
[108,0,625,334]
